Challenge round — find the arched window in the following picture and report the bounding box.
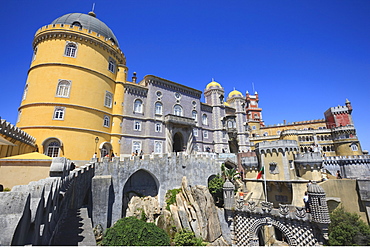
[105,92,113,108]
[22,84,28,101]
[103,116,110,127]
[351,143,358,151]
[155,102,162,115]
[71,21,82,28]
[45,140,61,157]
[56,80,71,98]
[64,42,77,58]
[53,107,65,120]
[202,114,208,125]
[192,110,197,121]
[154,141,162,154]
[134,99,143,113]
[174,105,183,116]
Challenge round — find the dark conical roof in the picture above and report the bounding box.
[51,12,119,47]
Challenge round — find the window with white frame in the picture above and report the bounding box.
[192,110,197,121]
[17,110,21,123]
[53,107,65,120]
[45,140,61,157]
[155,102,162,115]
[203,130,208,139]
[193,128,198,137]
[56,80,71,98]
[202,114,208,125]
[351,143,358,151]
[134,120,141,131]
[174,105,183,116]
[252,126,256,130]
[155,123,162,132]
[64,42,77,58]
[32,47,37,61]
[222,131,226,139]
[22,84,28,101]
[277,130,281,135]
[103,115,110,127]
[132,141,142,153]
[134,99,143,113]
[154,141,163,154]
[104,91,113,108]
[108,57,116,73]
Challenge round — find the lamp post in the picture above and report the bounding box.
[94,137,99,156]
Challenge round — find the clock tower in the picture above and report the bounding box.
[246,91,264,129]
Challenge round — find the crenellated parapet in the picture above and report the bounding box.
[255,140,299,155]
[33,24,125,64]
[294,152,323,170]
[0,118,36,146]
[323,155,370,179]
[241,155,259,170]
[0,158,94,246]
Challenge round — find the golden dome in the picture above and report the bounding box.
[228,89,243,98]
[206,80,222,89]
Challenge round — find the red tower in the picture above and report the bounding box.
[245,91,264,127]
[324,99,353,129]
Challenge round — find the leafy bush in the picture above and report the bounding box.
[328,206,370,246]
[165,188,181,210]
[102,216,170,246]
[208,175,224,207]
[174,229,204,246]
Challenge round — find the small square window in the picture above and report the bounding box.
[134,121,141,131]
[203,130,208,139]
[53,107,65,120]
[155,123,162,132]
[193,129,198,137]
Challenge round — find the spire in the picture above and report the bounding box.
[88,3,96,17]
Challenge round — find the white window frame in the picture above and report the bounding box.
[132,140,142,154]
[193,128,198,137]
[22,84,28,101]
[252,126,256,130]
[174,105,183,116]
[202,114,208,125]
[17,110,21,123]
[103,115,110,127]
[134,120,142,131]
[351,144,358,151]
[192,110,197,121]
[32,46,37,61]
[108,57,116,73]
[105,91,113,108]
[56,79,71,98]
[155,123,162,132]
[53,107,65,120]
[154,141,163,154]
[155,102,163,115]
[134,99,143,113]
[203,130,208,139]
[45,140,61,157]
[64,42,78,58]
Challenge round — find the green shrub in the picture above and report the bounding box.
[102,216,170,246]
[174,229,204,246]
[3,187,11,192]
[208,175,224,207]
[165,188,181,210]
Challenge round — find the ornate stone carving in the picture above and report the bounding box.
[247,201,256,211]
[261,201,273,213]
[279,204,289,216]
[236,199,244,210]
[295,207,307,218]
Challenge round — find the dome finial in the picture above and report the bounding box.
[88,3,96,17]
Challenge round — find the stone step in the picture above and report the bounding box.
[52,207,96,246]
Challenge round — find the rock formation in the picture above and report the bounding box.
[125,176,231,245]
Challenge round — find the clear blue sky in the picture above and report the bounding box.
[1,0,369,150]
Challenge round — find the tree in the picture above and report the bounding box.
[102,216,170,246]
[328,206,370,246]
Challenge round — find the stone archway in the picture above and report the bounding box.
[122,169,159,217]
[173,132,184,152]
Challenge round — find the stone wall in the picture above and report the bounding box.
[0,157,94,245]
[323,155,370,179]
[92,152,220,230]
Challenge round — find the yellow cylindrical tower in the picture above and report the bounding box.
[17,12,126,161]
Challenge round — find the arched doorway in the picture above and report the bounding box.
[173,132,183,152]
[122,169,159,217]
[100,142,112,158]
[42,137,63,157]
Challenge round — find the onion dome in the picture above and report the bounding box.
[206,80,222,89]
[51,12,119,47]
[228,89,243,98]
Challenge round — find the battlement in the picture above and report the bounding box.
[255,140,298,153]
[0,118,35,145]
[241,155,259,170]
[294,152,323,166]
[323,155,370,179]
[34,24,123,56]
[326,105,349,115]
[263,119,325,128]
